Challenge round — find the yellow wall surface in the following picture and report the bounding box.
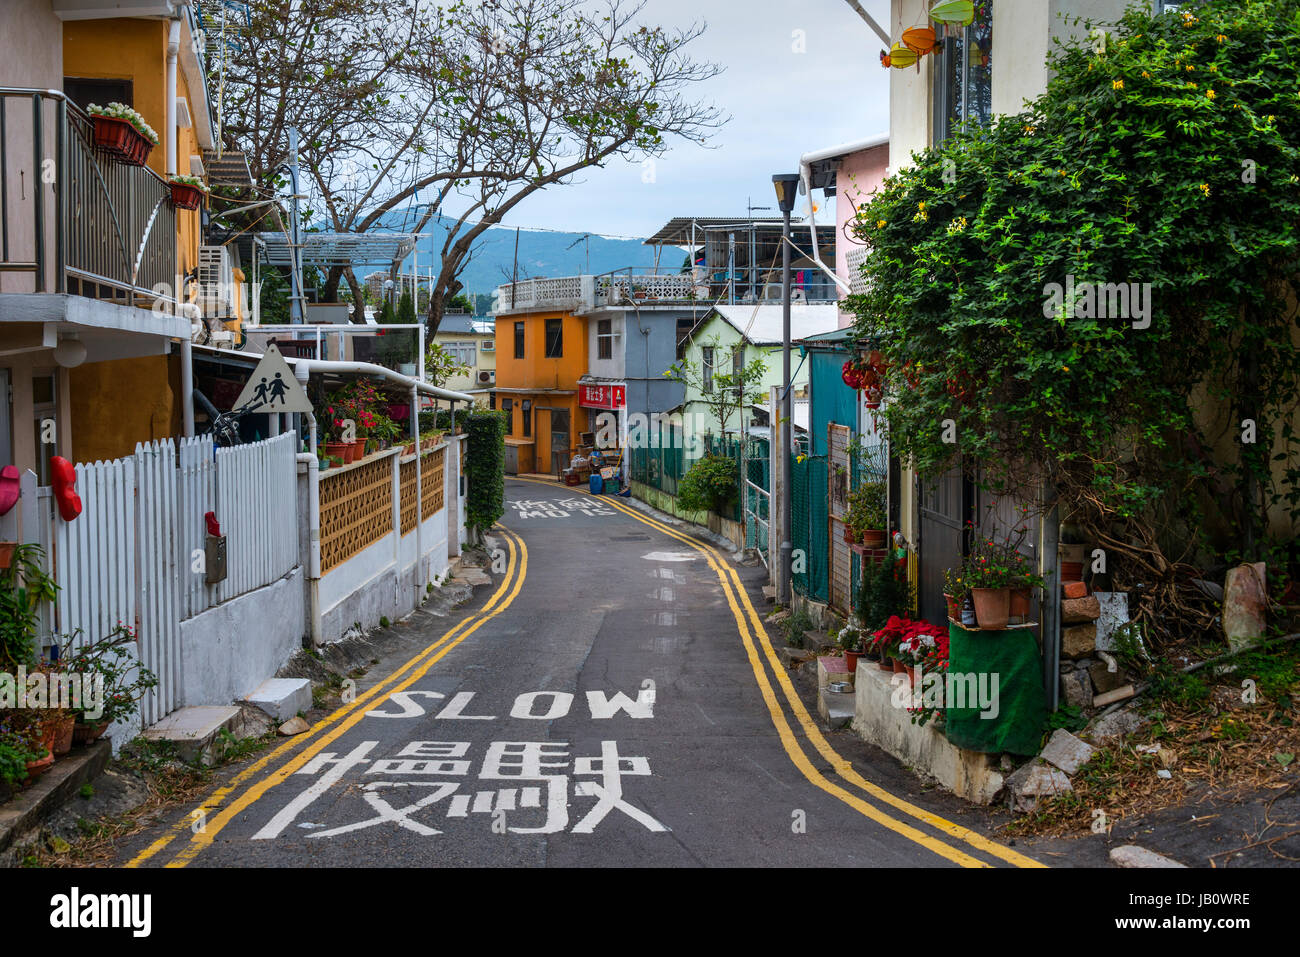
[63,18,203,279]
[69,355,178,463]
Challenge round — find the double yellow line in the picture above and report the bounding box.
[514,477,1042,868]
[127,526,528,868]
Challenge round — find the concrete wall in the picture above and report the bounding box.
[835,143,889,328]
[631,480,744,551]
[178,567,305,707]
[69,352,179,462]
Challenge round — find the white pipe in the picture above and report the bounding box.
[843,0,891,46]
[289,357,473,403]
[296,361,322,646]
[180,338,195,436]
[166,18,181,176]
[412,382,423,610]
[797,134,889,297]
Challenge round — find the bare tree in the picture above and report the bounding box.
[216,0,725,325]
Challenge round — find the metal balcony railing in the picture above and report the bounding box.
[0,88,177,310]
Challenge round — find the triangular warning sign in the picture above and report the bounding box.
[232,342,314,414]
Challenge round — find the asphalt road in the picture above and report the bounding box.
[119,478,1039,869]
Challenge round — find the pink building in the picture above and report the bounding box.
[799,135,890,327]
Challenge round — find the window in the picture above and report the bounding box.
[445,341,476,368]
[597,319,614,360]
[521,400,532,437]
[702,346,715,394]
[732,344,744,378]
[502,398,513,435]
[514,322,525,358]
[933,1,993,143]
[64,77,132,113]
[544,319,563,358]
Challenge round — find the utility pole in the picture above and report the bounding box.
[287,127,306,325]
[773,173,800,605]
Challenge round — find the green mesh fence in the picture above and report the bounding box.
[791,453,829,602]
[743,436,770,561]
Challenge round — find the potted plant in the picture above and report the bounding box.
[1006,550,1045,624]
[86,102,158,166]
[61,623,159,743]
[1,544,56,674]
[942,567,965,621]
[846,481,888,548]
[0,541,16,570]
[838,626,864,675]
[167,173,208,211]
[0,721,44,797]
[960,538,1015,629]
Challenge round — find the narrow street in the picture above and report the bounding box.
[118,478,1037,869]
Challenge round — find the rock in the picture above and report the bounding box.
[1062,623,1097,658]
[1061,594,1101,624]
[1061,670,1094,710]
[278,716,309,736]
[1093,592,1130,652]
[1085,708,1148,745]
[1093,684,1136,707]
[1000,754,1015,772]
[1223,563,1267,651]
[1089,660,1128,694]
[1040,728,1096,775]
[1004,760,1073,813]
[1062,580,1089,599]
[1110,845,1187,868]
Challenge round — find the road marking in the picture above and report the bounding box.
[513,477,1043,868]
[127,528,526,868]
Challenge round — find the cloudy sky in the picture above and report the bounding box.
[492,0,893,238]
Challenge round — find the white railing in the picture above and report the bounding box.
[494,275,593,313]
[5,433,299,726]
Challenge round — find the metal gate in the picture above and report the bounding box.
[917,464,969,626]
[828,424,852,614]
[742,434,770,566]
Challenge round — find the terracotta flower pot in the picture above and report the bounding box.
[892,658,906,675]
[72,720,110,745]
[971,587,1011,630]
[52,713,76,756]
[860,529,887,549]
[904,663,916,687]
[23,749,54,786]
[876,651,893,671]
[1009,587,1032,622]
[843,525,859,545]
[944,593,963,620]
[324,441,348,464]
[349,439,367,462]
[0,541,15,570]
[844,650,862,674]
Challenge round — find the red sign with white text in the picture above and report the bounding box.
[579,384,626,410]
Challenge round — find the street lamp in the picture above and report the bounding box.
[772,172,800,605]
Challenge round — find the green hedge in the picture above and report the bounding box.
[464,409,507,541]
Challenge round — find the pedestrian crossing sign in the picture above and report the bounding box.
[232,342,314,414]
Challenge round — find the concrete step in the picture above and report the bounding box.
[245,678,312,723]
[818,689,856,729]
[143,706,242,766]
[0,739,111,866]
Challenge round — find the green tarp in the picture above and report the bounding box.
[943,623,1048,757]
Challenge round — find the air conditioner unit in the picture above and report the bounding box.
[477,370,495,384]
[481,340,495,352]
[197,245,237,320]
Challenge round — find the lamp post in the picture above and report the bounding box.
[772,172,800,605]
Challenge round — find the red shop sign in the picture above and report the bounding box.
[579,384,626,410]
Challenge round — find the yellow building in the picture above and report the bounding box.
[432,314,495,407]
[0,0,221,481]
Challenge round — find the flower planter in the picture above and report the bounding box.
[324,441,349,465]
[944,593,963,621]
[91,115,152,167]
[859,528,887,549]
[892,658,906,675]
[51,713,76,757]
[169,182,205,210]
[844,650,862,675]
[876,653,894,671]
[904,663,916,687]
[971,587,1011,630]
[23,749,54,786]
[1009,587,1032,622]
[842,525,859,545]
[348,439,367,463]
[72,720,110,745]
[0,541,15,570]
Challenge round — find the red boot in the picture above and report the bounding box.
[50,456,82,521]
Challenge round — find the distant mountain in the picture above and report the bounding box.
[361,212,680,300]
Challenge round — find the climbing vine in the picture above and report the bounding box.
[465,409,507,543]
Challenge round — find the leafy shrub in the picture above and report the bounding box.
[465,409,507,541]
[676,454,737,514]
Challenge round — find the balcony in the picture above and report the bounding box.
[0,89,178,312]
[493,263,839,316]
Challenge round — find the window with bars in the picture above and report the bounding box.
[545,319,563,358]
[597,319,614,360]
[933,1,993,143]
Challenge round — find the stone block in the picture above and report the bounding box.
[1062,624,1097,659]
[1004,760,1072,813]
[1224,562,1267,651]
[1089,660,1128,694]
[1061,594,1101,624]
[1061,670,1094,710]
[1040,728,1096,775]
[1062,580,1088,599]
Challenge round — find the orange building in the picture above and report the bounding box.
[492,310,588,476]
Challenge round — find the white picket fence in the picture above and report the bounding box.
[11,433,299,725]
